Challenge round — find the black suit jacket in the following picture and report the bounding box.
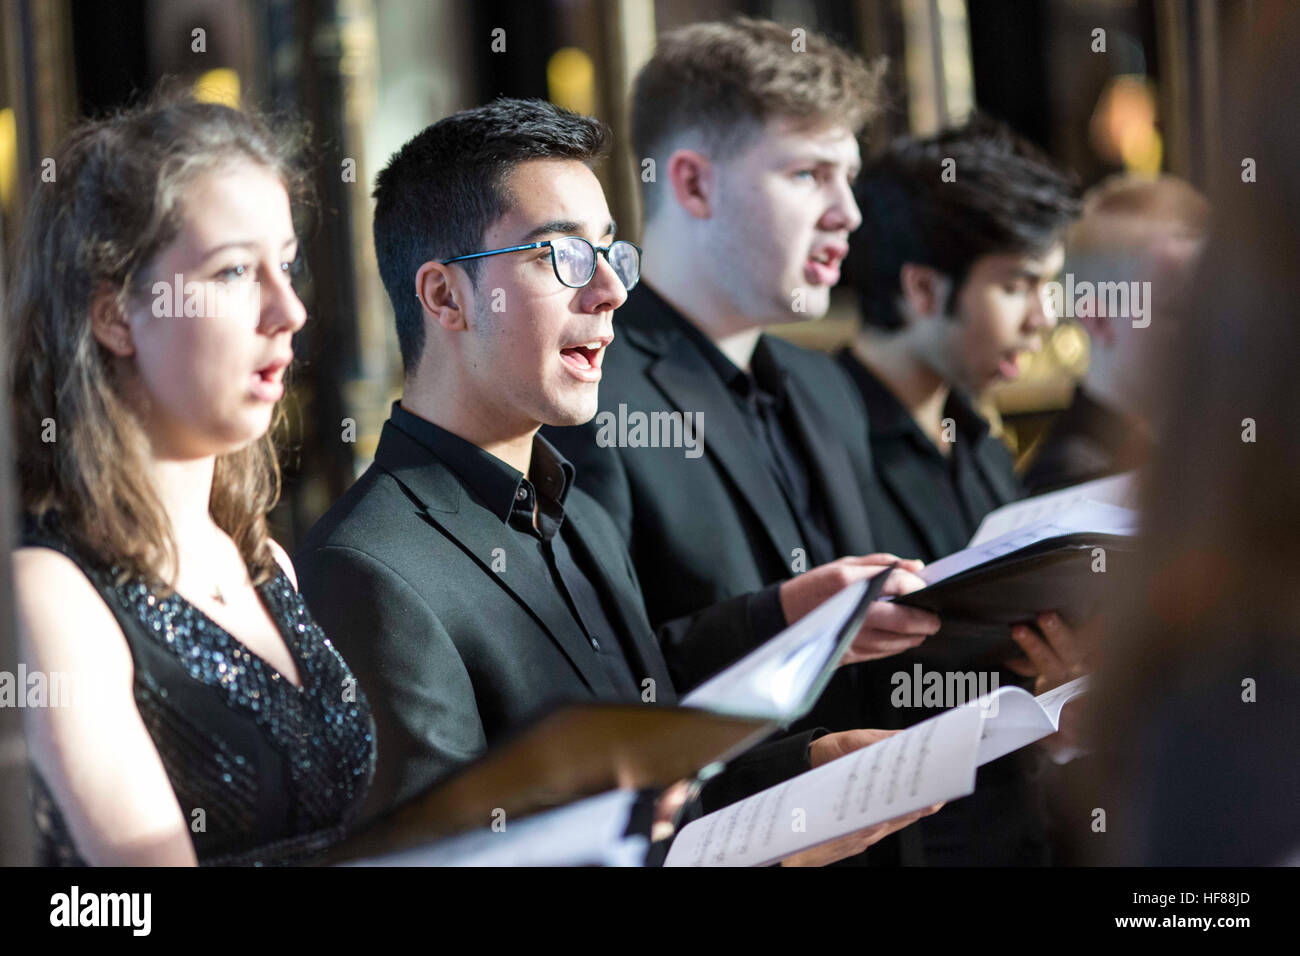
[544,284,881,693]
[545,286,897,863]
[546,288,1050,865]
[296,417,816,824]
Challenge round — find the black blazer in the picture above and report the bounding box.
[544,284,881,691]
[545,289,1048,866]
[296,418,815,823]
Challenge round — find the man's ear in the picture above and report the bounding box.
[415,261,470,331]
[665,148,714,220]
[898,263,949,322]
[89,286,135,357]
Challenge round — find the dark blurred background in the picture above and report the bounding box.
[0,0,1273,862]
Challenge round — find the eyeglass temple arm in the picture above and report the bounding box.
[441,241,550,265]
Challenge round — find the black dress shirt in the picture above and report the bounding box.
[837,350,1051,866]
[675,316,838,568]
[836,349,1021,562]
[390,403,640,698]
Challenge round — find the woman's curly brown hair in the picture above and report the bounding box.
[7,87,311,591]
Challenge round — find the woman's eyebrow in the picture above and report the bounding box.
[196,237,298,260]
[198,240,258,259]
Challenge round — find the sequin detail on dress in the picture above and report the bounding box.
[32,562,376,867]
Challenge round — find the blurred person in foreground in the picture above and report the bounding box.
[1083,13,1300,865]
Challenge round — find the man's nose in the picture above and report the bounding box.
[581,253,628,313]
[1025,285,1057,336]
[821,177,862,233]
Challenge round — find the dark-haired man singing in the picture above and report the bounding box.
[296,98,934,863]
[841,116,1090,865]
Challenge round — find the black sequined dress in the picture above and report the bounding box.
[23,518,376,866]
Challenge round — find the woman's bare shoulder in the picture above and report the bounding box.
[12,546,132,674]
[266,538,298,589]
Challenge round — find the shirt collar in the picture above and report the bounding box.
[659,298,786,404]
[388,401,574,525]
[836,349,990,444]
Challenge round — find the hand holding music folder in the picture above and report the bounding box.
[327,568,895,863]
[892,500,1137,663]
[664,676,1090,867]
[681,568,891,718]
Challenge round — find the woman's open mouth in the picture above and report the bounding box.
[251,356,290,402]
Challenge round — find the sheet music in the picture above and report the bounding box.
[682,577,870,717]
[918,500,1138,586]
[1034,675,1091,723]
[344,789,647,867]
[967,676,1091,766]
[665,676,1092,867]
[969,472,1136,546]
[664,704,984,867]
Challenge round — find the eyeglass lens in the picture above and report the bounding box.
[552,237,639,290]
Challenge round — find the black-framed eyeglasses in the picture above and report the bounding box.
[441,236,641,291]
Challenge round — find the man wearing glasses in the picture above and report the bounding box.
[295,98,932,863]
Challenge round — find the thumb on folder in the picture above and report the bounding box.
[772,554,940,665]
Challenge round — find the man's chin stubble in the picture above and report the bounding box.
[543,398,600,429]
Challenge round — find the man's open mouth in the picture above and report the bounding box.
[559,337,612,382]
[560,342,603,370]
[804,244,847,286]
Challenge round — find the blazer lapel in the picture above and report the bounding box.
[646,336,806,568]
[561,505,678,704]
[872,437,958,560]
[782,373,876,555]
[375,423,615,697]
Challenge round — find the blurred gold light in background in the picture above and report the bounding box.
[0,108,16,213]
[193,68,242,109]
[1090,74,1162,174]
[547,47,595,116]
[1049,321,1089,374]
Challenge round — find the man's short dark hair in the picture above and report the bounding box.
[631,17,884,220]
[372,97,610,374]
[851,114,1080,330]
